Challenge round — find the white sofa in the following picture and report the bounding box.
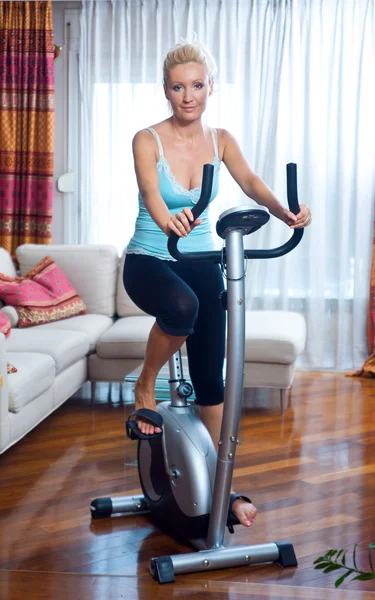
[0,244,307,454]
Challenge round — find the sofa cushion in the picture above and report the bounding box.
[34,314,114,353]
[16,244,119,317]
[96,311,306,364]
[96,316,154,359]
[0,248,17,278]
[0,257,87,327]
[0,313,10,338]
[7,351,55,413]
[5,329,90,374]
[245,311,306,364]
[1,305,19,327]
[116,251,146,318]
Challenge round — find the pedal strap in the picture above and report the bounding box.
[126,408,163,441]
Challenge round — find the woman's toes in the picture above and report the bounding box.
[245,504,257,524]
[136,419,162,435]
[141,421,147,434]
[134,382,160,435]
[137,419,149,435]
[232,498,257,527]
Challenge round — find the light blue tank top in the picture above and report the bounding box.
[127,126,221,261]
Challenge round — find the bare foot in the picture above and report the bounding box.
[232,497,257,527]
[134,378,162,436]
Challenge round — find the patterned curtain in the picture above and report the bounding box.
[0,1,54,256]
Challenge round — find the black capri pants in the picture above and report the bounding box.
[123,253,226,406]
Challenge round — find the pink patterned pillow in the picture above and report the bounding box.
[0,256,87,327]
[0,312,11,337]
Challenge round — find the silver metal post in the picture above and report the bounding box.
[110,494,149,514]
[206,230,246,549]
[168,350,188,407]
[167,543,280,575]
[89,494,150,518]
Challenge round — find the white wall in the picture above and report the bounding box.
[52,1,81,244]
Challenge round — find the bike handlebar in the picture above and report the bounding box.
[167,163,303,262]
[191,163,215,221]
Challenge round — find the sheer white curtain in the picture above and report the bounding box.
[78,0,375,371]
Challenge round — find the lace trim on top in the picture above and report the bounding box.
[147,126,220,204]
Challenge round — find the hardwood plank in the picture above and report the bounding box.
[303,465,375,484]
[0,372,374,597]
[234,456,316,477]
[0,572,374,600]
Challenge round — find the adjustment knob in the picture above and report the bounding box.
[178,381,193,398]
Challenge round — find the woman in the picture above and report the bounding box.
[123,41,312,528]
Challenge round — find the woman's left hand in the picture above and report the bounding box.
[281,204,312,229]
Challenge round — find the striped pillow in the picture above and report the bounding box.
[0,256,87,327]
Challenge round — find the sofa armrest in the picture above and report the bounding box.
[0,333,10,453]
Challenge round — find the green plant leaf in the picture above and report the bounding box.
[334,571,353,588]
[369,546,374,574]
[316,543,375,588]
[353,544,358,570]
[314,562,331,570]
[352,573,375,581]
[323,564,343,573]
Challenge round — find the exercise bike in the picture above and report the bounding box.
[90,163,304,583]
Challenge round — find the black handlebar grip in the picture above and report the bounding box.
[191,163,215,220]
[167,163,214,258]
[286,163,301,215]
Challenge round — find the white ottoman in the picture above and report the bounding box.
[243,311,307,414]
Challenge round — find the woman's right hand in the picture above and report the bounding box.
[166,207,202,237]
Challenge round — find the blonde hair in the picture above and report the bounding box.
[163,41,217,86]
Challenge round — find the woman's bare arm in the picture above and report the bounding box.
[133,130,172,234]
[219,129,310,228]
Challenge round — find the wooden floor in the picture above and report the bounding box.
[0,372,374,599]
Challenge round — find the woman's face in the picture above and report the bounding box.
[165,62,213,121]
